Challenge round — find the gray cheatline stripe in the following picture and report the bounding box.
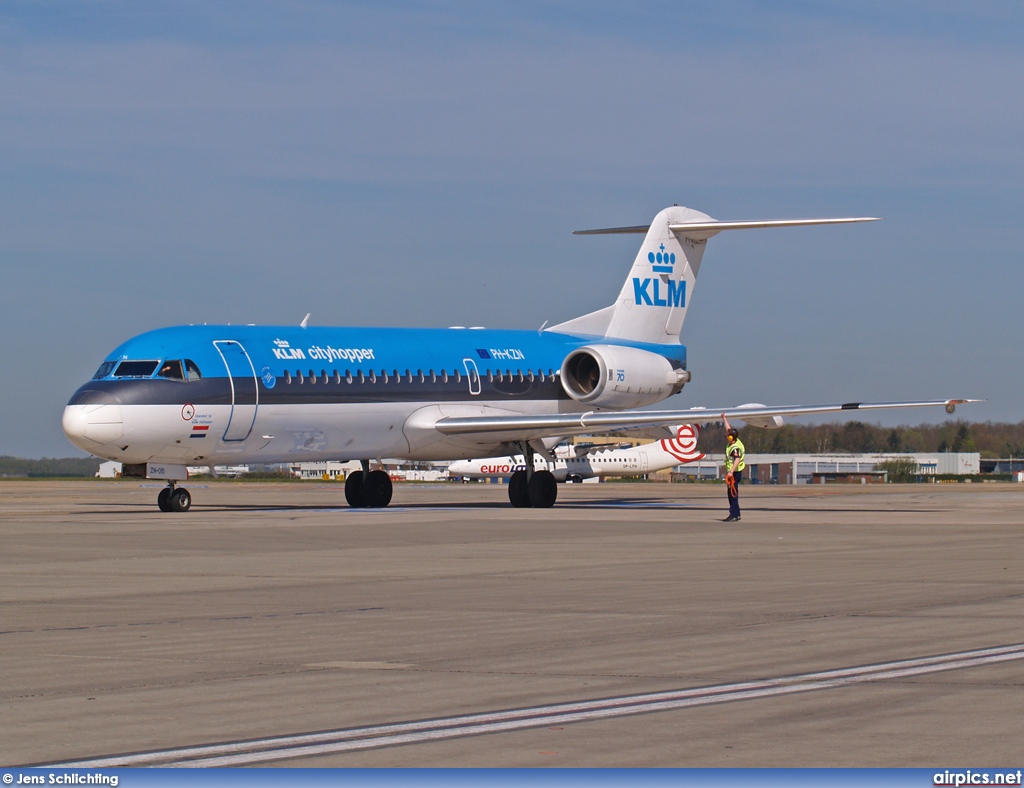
[45,643,1024,768]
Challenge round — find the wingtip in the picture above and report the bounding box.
[944,398,984,414]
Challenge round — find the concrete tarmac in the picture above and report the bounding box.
[2,479,1023,767]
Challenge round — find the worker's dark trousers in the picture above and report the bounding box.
[728,470,743,519]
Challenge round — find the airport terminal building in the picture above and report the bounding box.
[677,452,980,484]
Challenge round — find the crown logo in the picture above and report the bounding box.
[273,338,291,348]
[647,244,676,273]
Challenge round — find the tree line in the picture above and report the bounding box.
[0,456,102,478]
[697,420,1024,459]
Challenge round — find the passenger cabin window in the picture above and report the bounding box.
[93,361,116,379]
[157,360,185,380]
[113,360,159,378]
[184,360,202,381]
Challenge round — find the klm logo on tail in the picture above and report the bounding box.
[633,278,685,307]
[632,243,686,307]
[648,244,676,273]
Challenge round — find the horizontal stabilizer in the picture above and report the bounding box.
[572,225,652,235]
[557,207,881,345]
[574,216,880,240]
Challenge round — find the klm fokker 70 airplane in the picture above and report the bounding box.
[63,205,972,512]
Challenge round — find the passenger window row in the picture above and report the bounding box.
[282,368,559,385]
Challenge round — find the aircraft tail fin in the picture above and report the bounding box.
[547,207,879,344]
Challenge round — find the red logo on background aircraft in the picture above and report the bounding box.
[659,424,705,464]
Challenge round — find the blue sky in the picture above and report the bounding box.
[2,1,1021,458]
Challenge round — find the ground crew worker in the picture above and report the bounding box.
[721,414,746,522]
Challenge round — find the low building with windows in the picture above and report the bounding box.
[289,460,449,481]
[675,453,980,484]
[290,460,362,480]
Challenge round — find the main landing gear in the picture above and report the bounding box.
[157,482,192,513]
[507,441,557,508]
[344,460,394,508]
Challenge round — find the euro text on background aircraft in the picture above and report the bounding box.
[62,205,974,511]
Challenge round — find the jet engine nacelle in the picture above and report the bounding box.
[735,403,784,429]
[560,344,690,409]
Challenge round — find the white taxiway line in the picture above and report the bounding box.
[43,643,1024,768]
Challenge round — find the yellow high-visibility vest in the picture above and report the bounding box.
[725,438,746,473]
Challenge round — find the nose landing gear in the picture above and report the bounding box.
[157,483,192,513]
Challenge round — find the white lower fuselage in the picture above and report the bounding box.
[62,399,584,467]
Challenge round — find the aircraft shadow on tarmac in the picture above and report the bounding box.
[79,500,935,514]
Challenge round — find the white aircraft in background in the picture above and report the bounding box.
[449,424,706,482]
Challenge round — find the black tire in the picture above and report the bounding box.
[345,470,365,508]
[508,470,531,508]
[527,470,557,508]
[169,488,191,513]
[157,487,172,512]
[363,470,393,508]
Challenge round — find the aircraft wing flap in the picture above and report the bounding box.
[434,399,978,441]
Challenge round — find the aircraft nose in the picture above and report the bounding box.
[62,402,124,450]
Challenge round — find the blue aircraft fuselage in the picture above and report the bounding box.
[64,324,687,466]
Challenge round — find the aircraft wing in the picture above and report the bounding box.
[434,399,978,443]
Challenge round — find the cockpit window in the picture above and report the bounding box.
[112,360,160,378]
[157,360,185,380]
[184,359,202,381]
[92,361,116,379]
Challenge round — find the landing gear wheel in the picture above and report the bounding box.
[363,470,393,508]
[345,470,365,508]
[527,470,557,508]
[508,470,531,508]
[157,487,172,512]
[169,488,191,513]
